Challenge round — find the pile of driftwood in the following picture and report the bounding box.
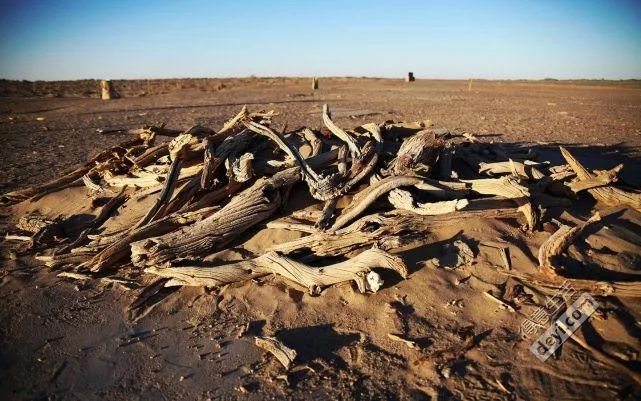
[3,105,641,301]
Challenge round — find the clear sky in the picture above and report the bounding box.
[0,0,640,80]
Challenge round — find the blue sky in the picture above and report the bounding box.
[0,0,640,80]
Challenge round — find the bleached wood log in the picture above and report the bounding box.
[388,188,469,215]
[226,153,254,183]
[133,151,185,229]
[133,143,169,168]
[213,106,276,145]
[146,247,407,295]
[538,212,601,269]
[201,131,254,190]
[301,128,323,157]
[131,150,338,267]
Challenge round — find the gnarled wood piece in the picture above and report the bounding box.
[560,146,641,210]
[133,151,185,229]
[226,153,254,183]
[499,269,641,298]
[384,129,443,176]
[567,164,622,193]
[146,247,407,295]
[85,207,219,272]
[131,150,338,267]
[201,131,254,190]
[211,106,276,146]
[538,212,601,270]
[329,176,423,232]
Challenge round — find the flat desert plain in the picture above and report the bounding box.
[1,78,641,400]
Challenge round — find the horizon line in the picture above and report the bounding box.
[2,76,641,83]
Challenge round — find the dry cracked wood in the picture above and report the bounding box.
[567,164,622,193]
[145,247,408,295]
[201,131,254,190]
[133,150,185,229]
[85,206,219,272]
[463,176,538,230]
[384,129,443,176]
[270,207,521,257]
[560,146,641,210]
[130,149,338,267]
[538,212,601,270]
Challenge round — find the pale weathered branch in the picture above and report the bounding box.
[146,247,407,295]
[538,212,601,270]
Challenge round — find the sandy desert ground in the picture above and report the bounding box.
[1,78,641,400]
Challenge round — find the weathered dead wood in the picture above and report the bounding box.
[2,138,144,204]
[85,207,219,272]
[36,252,96,269]
[413,179,470,200]
[146,247,407,295]
[322,104,361,158]
[538,212,601,270]
[388,189,469,215]
[211,107,276,146]
[201,131,254,190]
[128,124,214,140]
[131,177,286,266]
[499,269,641,298]
[301,128,323,157]
[270,208,521,257]
[133,143,169,168]
[245,120,355,202]
[133,150,185,229]
[560,146,641,210]
[226,153,254,183]
[155,172,203,219]
[567,164,622,193]
[254,336,297,370]
[478,161,545,180]
[329,176,424,232]
[463,176,538,230]
[384,129,443,176]
[129,148,337,267]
